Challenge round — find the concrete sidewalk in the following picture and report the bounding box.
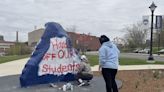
[92,65,164,71]
[0,58,29,77]
[0,58,164,77]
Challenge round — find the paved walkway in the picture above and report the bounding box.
[0,58,123,92]
[0,58,29,77]
[0,75,122,92]
[92,65,164,71]
[1,58,164,77]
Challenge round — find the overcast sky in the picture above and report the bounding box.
[0,0,164,42]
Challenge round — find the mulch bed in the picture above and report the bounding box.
[93,69,164,92]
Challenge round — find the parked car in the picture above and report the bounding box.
[138,48,150,54]
[133,48,142,53]
[157,49,164,54]
[0,52,5,56]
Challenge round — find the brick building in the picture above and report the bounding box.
[67,32,100,51]
[0,35,15,56]
[28,29,100,51]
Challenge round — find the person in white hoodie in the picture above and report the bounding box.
[98,35,120,92]
[76,55,93,86]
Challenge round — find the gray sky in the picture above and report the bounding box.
[0,0,164,42]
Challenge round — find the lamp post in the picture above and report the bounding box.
[148,2,157,61]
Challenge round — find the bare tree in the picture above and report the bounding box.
[66,25,77,32]
[160,19,164,48]
[124,22,148,49]
[159,31,164,48]
[65,25,78,49]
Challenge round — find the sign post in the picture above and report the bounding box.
[155,15,163,55]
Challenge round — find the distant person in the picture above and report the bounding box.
[98,35,120,92]
[76,55,93,86]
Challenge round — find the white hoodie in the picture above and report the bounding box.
[99,41,120,69]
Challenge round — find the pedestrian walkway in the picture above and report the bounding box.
[0,74,122,92]
[0,58,164,77]
[0,58,29,77]
[92,65,164,71]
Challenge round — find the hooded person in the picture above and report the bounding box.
[98,35,120,92]
[20,22,81,87]
[76,55,93,86]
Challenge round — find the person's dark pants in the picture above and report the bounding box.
[102,68,118,92]
[76,72,93,81]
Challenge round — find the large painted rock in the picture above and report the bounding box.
[20,22,81,87]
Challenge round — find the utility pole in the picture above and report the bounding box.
[16,31,19,43]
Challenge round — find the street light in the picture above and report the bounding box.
[148,2,157,61]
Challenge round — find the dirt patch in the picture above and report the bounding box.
[94,69,164,92]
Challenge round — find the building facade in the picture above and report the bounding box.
[67,32,100,51]
[28,28,44,47]
[0,35,15,56]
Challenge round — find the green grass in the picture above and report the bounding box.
[0,55,30,64]
[1,54,164,66]
[119,58,164,65]
[87,55,99,66]
[87,55,164,66]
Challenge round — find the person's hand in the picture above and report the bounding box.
[98,65,102,71]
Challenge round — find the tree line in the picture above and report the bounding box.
[122,20,164,52]
[6,42,31,55]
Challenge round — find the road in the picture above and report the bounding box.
[86,52,164,62]
[120,53,164,62]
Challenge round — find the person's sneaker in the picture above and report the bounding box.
[49,83,57,88]
[78,82,85,87]
[78,79,83,83]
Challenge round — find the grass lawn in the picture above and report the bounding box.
[1,54,164,66]
[87,55,164,66]
[0,55,29,64]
